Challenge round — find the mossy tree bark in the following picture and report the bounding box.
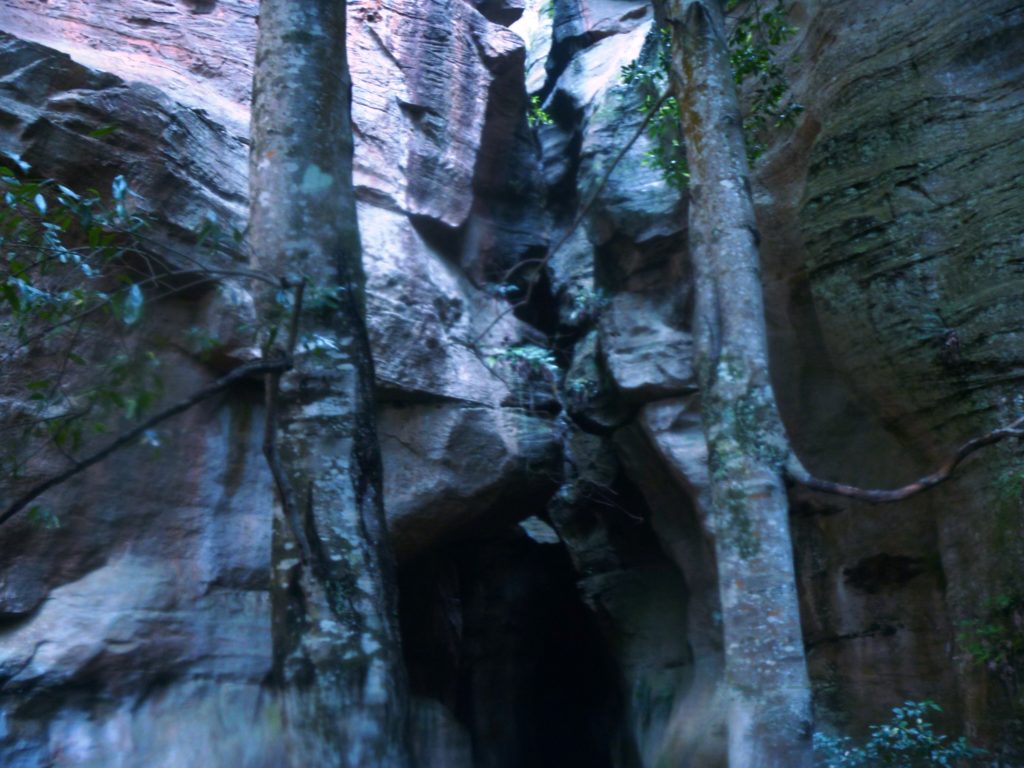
[249,1,409,765]
[656,0,813,765]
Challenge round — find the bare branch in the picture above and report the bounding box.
[786,415,1024,505]
[0,356,291,527]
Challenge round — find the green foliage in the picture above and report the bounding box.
[484,343,561,407]
[727,0,804,159]
[26,503,61,529]
[567,286,608,326]
[994,467,1024,513]
[565,377,597,397]
[0,155,169,491]
[527,95,555,128]
[488,343,559,376]
[956,591,1024,670]
[813,700,986,767]
[620,0,803,187]
[621,29,690,189]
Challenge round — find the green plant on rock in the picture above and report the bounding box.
[813,700,986,767]
[620,0,803,187]
[956,591,1024,672]
[489,343,559,376]
[567,286,608,326]
[726,0,804,159]
[527,94,555,128]
[0,152,290,529]
[621,28,690,188]
[1,155,163,492]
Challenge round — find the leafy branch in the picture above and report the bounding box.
[0,155,306,536]
[814,700,985,767]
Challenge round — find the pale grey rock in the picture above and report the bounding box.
[0,554,271,695]
[517,515,560,544]
[353,0,525,226]
[360,204,526,406]
[3,0,528,232]
[578,566,693,767]
[1,0,256,128]
[550,20,648,116]
[1,0,1023,761]
[0,34,249,277]
[0,6,551,763]
[35,681,288,768]
[551,0,651,50]
[565,24,687,257]
[548,225,597,327]
[471,0,527,26]
[634,397,711,527]
[600,292,695,401]
[564,329,628,428]
[613,402,726,767]
[548,419,716,767]
[510,0,554,94]
[378,403,560,560]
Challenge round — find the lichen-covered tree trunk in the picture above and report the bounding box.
[249,2,409,765]
[657,1,813,765]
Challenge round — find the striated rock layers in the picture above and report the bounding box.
[0,0,1022,765]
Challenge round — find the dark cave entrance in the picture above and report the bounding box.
[399,527,625,768]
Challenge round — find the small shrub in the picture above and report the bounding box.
[956,592,1024,673]
[527,95,554,128]
[814,700,985,767]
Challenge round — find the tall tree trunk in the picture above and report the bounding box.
[249,2,409,765]
[657,1,813,765]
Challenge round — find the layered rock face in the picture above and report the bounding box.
[0,0,1022,765]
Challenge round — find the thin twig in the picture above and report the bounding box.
[473,90,672,345]
[0,357,291,527]
[262,279,312,564]
[786,415,1024,505]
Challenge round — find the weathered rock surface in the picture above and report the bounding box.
[1,0,1023,763]
[600,293,694,401]
[0,33,249,276]
[379,402,559,560]
[537,0,1024,760]
[1,0,256,127]
[756,0,1024,752]
[0,4,556,764]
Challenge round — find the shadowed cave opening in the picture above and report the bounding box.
[399,527,625,768]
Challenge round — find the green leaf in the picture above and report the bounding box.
[33,193,47,215]
[1,151,30,173]
[87,123,120,139]
[122,283,143,325]
[111,175,128,202]
[27,505,61,529]
[1,282,20,312]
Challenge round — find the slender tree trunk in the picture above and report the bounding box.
[657,1,813,765]
[249,2,409,765]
